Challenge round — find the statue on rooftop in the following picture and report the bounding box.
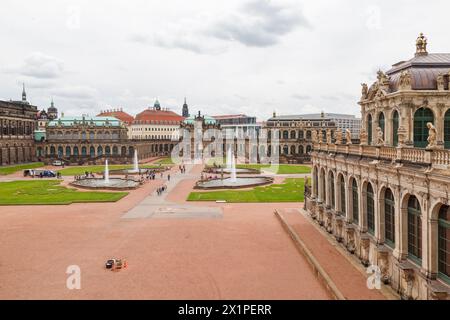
[399,70,412,90]
[376,127,384,146]
[361,83,368,100]
[335,130,343,145]
[437,73,445,90]
[345,129,352,145]
[360,127,368,145]
[416,33,428,56]
[426,122,437,149]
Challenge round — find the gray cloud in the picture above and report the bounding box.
[208,0,310,47]
[18,52,64,79]
[292,94,311,100]
[49,86,97,100]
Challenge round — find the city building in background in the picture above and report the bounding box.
[130,100,184,141]
[305,34,450,300]
[0,86,38,165]
[263,112,338,163]
[301,113,361,139]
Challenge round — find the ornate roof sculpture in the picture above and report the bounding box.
[361,33,450,99]
[48,116,123,127]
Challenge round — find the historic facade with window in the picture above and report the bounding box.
[304,34,450,299]
[263,112,337,164]
[0,86,38,165]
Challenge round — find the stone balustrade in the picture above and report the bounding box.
[313,143,450,167]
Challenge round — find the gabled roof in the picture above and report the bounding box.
[97,110,134,124]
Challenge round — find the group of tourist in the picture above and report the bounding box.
[179,165,187,174]
[74,172,95,180]
[156,185,168,196]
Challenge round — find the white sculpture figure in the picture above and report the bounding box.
[426,122,437,149]
[335,130,343,145]
[312,130,318,144]
[326,129,332,144]
[345,129,352,145]
[376,127,384,146]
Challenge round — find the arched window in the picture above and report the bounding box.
[352,179,359,223]
[283,131,289,140]
[392,110,399,147]
[65,146,71,157]
[408,195,422,262]
[299,145,304,154]
[367,114,373,145]
[121,146,127,155]
[384,189,395,247]
[378,112,385,139]
[283,145,289,155]
[320,169,326,202]
[90,146,95,158]
[298,131,304,139]
[340,175,346,214]
[444,109,450,149]
[306,131,311,140]
[73,147,79,156]
[414,107,434,148]
[313,167,318,197]
[306,145,312,153]
[367,183,375,234]
[290,131,296,139]
[113,146,118,155]
[50,146,56,155]
[329,172,335,208]
[81,131,87,140]
[57,146,63,157]
[438,205,450,283]
[105,146,111,156]
[97,146,103,156]
[290,145,296,155]
[81,147,87,156]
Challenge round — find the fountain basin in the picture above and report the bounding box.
[70,178,140,190]
[194,176,273,190]
[205,167,260,175]
[108,168,165,175]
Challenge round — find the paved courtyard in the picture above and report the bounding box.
[0,164,330,299]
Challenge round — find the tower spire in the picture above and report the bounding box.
[22,83,27,102]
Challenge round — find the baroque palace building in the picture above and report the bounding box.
[305,34,450,299]
[264,112,338,163]
[0,85,37,165]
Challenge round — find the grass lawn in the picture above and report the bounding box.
[57,164,162,176]
[0,162,45,175]
[187,178,304,203]
[237,164,311,174]
[0,180,128,205]
[154,157,174,165]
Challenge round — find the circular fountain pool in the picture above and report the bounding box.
[206,167,260,175]
[70,178,140,190]
[195,177,273,190]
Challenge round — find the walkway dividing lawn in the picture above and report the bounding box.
[275,208,393,300]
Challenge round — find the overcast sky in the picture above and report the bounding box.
[0,0,449,120]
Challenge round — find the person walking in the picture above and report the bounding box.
[168,174,171,181]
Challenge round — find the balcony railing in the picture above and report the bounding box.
[313,143,450,167]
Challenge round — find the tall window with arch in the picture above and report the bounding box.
[438,205,450,283]
[340,175,346,215]
[414,107,434,148]
[329,172,335,208]
[352,179,359,224]
[378,112,385,140]
[444,109,450,149]
[392,110,399,147]
[367,183,375,234]
[408,195,422,263]
[384,188,395,247]
[367,114,373,145]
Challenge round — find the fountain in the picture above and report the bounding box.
[196,150,273,190]
[230,154,237,183]
[132,149,139,172]
[226,147,232,170]
[104,159,110,184]
[70,158,141,190]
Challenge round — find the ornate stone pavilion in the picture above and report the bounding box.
[0,86,38,165]
[305,34,450,300]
